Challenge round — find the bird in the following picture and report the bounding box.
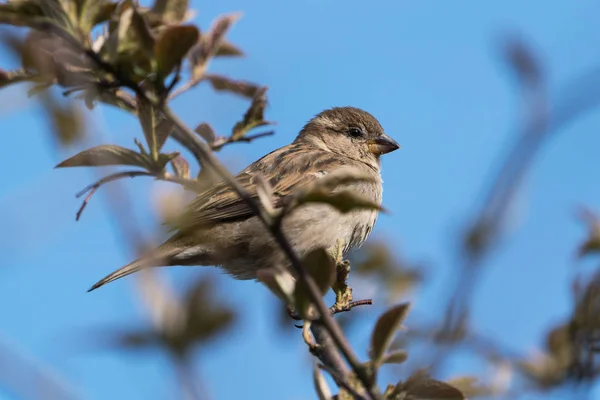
[88,106,400,292]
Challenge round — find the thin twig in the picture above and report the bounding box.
[210,131,274,151]
[330,299,373,316]
[74,170,153,221]
[169,76,205,100]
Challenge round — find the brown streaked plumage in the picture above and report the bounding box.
[88,107,399,292]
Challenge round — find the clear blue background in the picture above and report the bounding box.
[1,0,599,399]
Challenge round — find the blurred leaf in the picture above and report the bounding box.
[231,87,271,139]
[151,0,189,24]
[257,268,296,304]
[194,122,216,144]
[215,40,243,57]
[397,371,466,400]
[576,207,600,259]
[313,364,333,400]
[254,174,275,215]
[48,103,83,145]
[445,376,497,398]
[0,0,69,28]
[116,330,159,349]
[55,144,152,168]
[85,0,118,31]
[287,167,383,215]
[206,74,260,98]
[381,350,408,365]
[370,303,410,365]
[181,277,237,348]
[306,166,379,193]
[155,25,199,78]
[189,12,241,79]
[302,190,383,214]
[170,155,190,179]
[293,248,336,319]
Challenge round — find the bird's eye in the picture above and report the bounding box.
[347,127,364,138]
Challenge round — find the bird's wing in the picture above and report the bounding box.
[174,144,335,232]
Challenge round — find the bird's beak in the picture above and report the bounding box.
[368,134,400,155]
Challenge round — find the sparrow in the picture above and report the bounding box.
[88,106,400,292]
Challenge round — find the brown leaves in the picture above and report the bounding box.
[205,74,261,99]
[189,13,241,80]
[231,87,271,139]
[393,371,466,400]
[155,25,199,78]
[55,144,151,168]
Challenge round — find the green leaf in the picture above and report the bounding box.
[293,248,336,319]
[155,25,199,78]
[116,5,155,71]
[369,303,410,365]
[151,0,189,24]
[380,349,408,364]
[313,364,333,400]
[55,144,152,168]
[206,74,260,98]
[231,87,272,139]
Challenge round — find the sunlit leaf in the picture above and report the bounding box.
[370,303,410,365]
[55,144,152,168]
[151,0,189,24]
[155,25,199,78]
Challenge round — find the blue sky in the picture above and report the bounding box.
[1,0,600,399]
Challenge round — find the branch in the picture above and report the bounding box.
[210,130,274,151]
[317,363,368,400]
[169,75,205,100]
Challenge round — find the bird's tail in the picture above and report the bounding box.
[87,254,165,292]
[87,237,205,292]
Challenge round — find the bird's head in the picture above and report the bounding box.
[297,106,400,170]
